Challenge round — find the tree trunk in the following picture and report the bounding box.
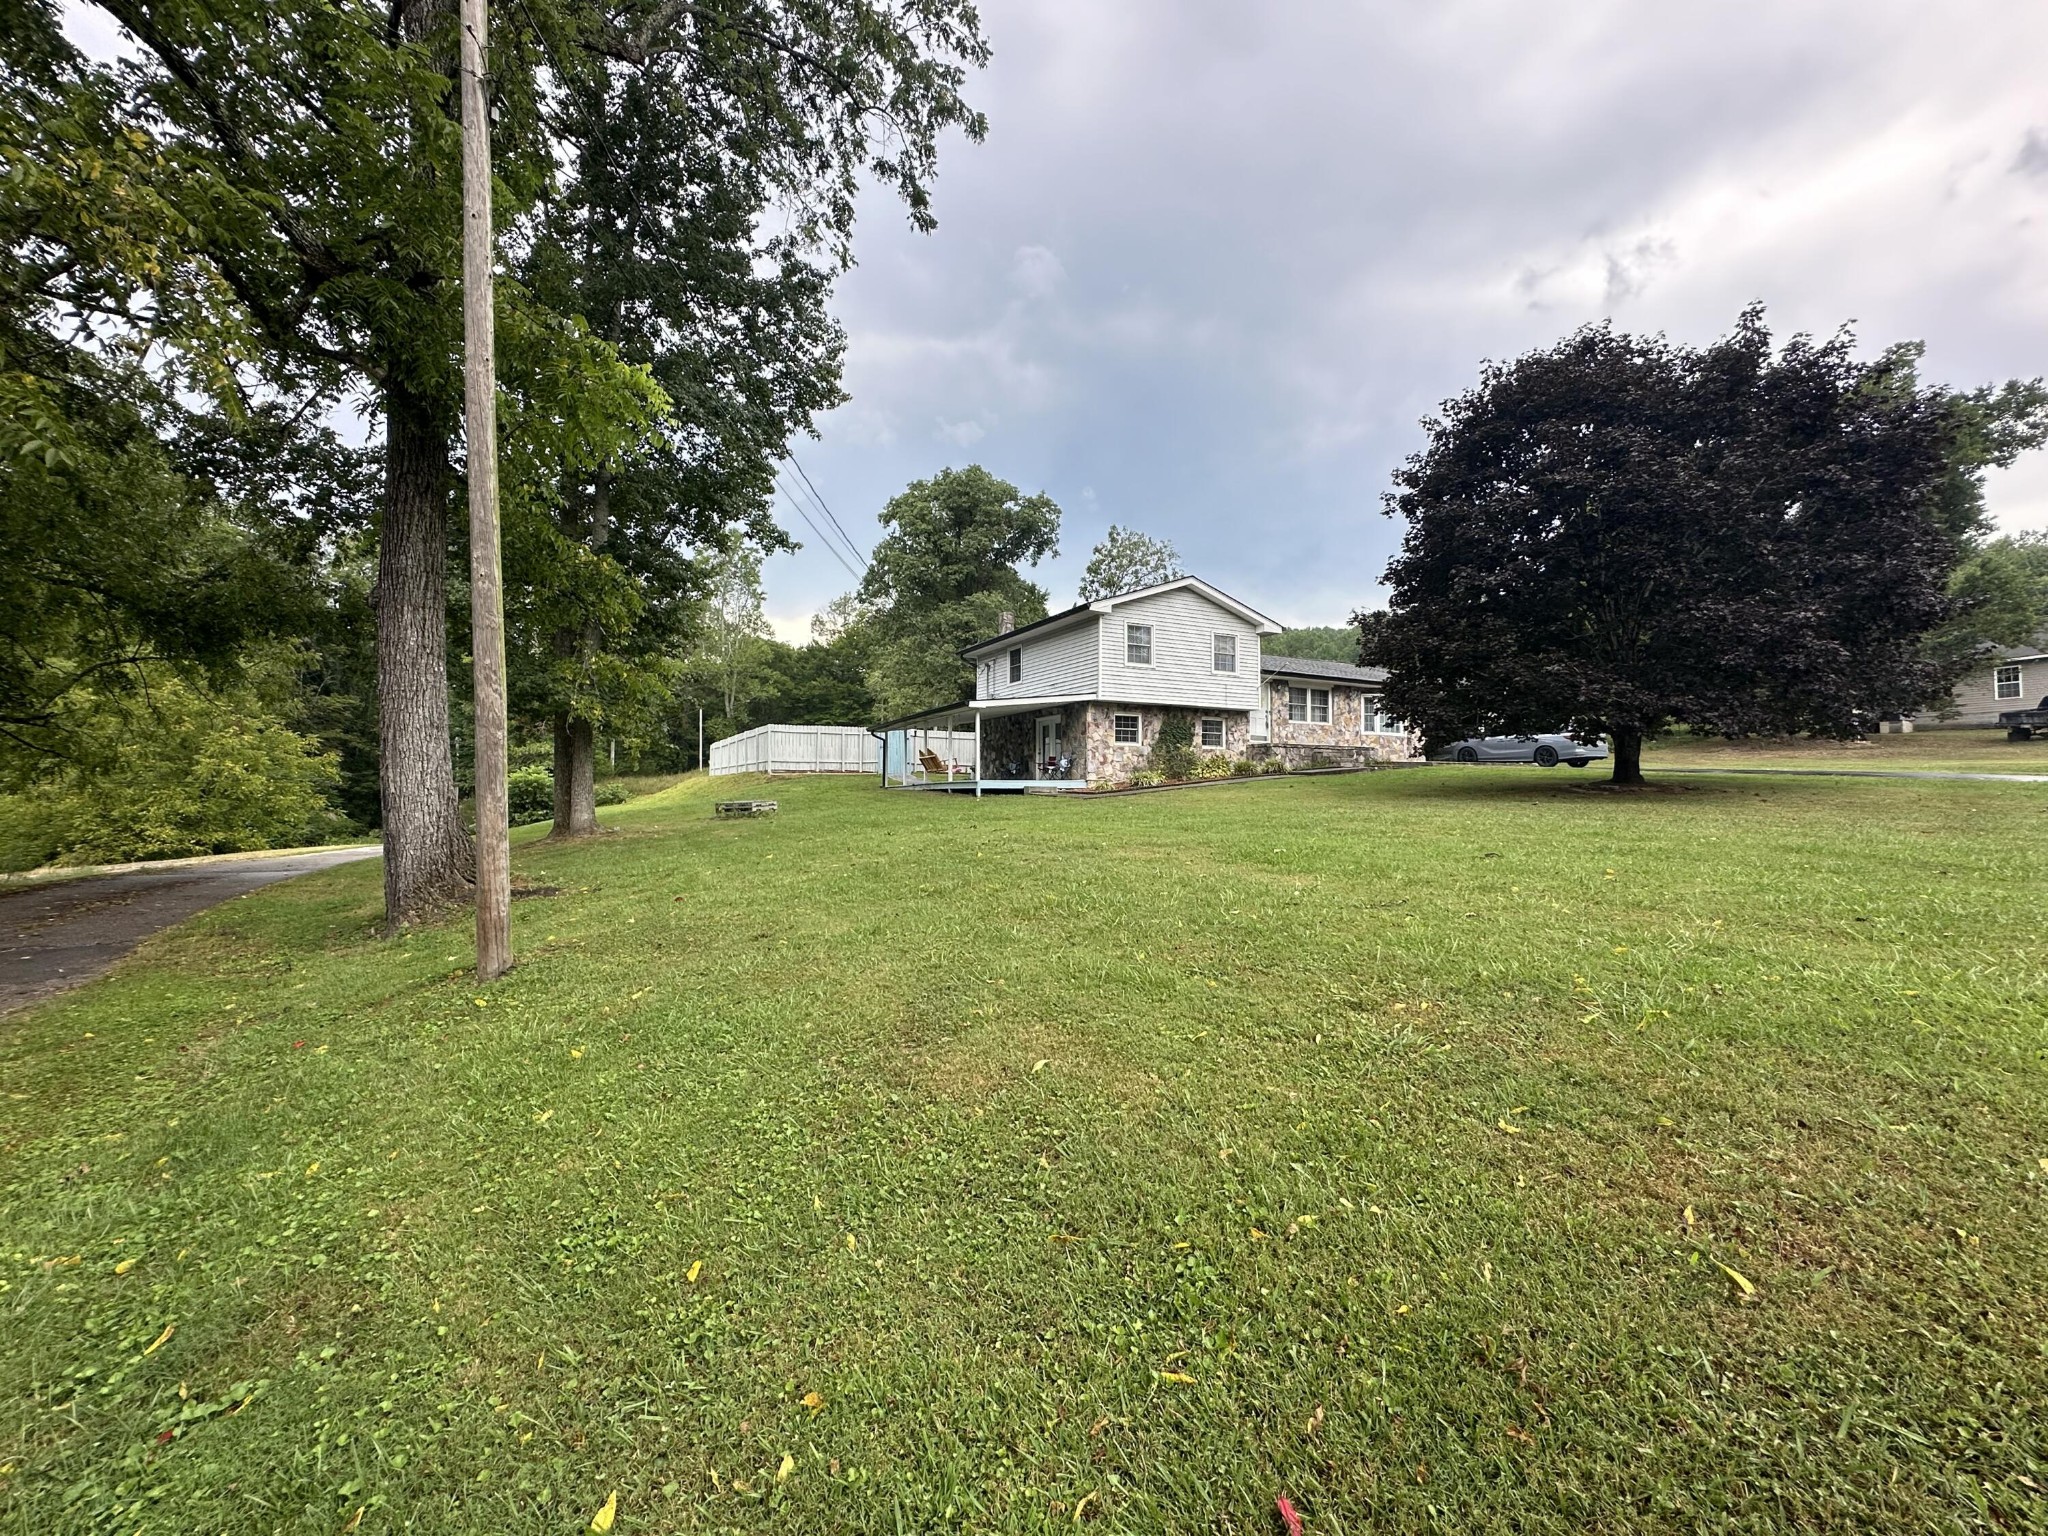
[550,713,599,836]
[549,473,609,837]
[376,382,473,924]
[1610,725,1645,786]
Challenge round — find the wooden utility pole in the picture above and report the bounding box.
[460,0,512,980]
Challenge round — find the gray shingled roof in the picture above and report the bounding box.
[1260,653,1388,684]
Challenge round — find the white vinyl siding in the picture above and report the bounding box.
[1995,663,2022,700]
[1095,589,1263,709]
[979,618,1100,700]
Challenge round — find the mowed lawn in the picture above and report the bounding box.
[1641,727,2047,776]
[2,770,2045,1534]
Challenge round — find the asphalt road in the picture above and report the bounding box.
[0,846,379,1016]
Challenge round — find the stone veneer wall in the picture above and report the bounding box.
[978,704,1092,780]
[1080,703,1250,784]
[1259,679,1422,767]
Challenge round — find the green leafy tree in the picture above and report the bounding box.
[11,0,989,923]
[857,466,1062,717]
[1270,626,1359,663]
[3,668,345,866]
[1362,310,1979,785]
[1076,525,1182,600]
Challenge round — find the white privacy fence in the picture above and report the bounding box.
[709,723,978,776]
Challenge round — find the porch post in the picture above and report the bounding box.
[974,711,983,798]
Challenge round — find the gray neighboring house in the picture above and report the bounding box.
[1916,632,2048,728]
[875,576,1420,790]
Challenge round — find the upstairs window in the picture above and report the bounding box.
[1113,713,1141,744]
[1008,647,1022,684]
[1126,623,1154,665]
[1995,663,2022,700]
[1199,717,1224,747]
[1213,634,1237,672]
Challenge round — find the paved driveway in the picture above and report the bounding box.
[0,846,380,1016]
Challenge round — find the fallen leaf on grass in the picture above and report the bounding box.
[142,1324,175,1356]
[589,1490,617,1531]
[1496,1119,1523,1134]
[1276,1495,1304,1536]
[1716,1261,1757,1299]
[533,1109,554,1124]
[114,1259,136,1275]
[686,1260,703,1284]
[1683,1205,1697,1230]
[341,1508,364,1533]
[1031,1059,1049,1073]
[570,1048,584,1060]
[800,1391,825,1414]
[1157,1371,1195,1384]
[777,1453,795,1482]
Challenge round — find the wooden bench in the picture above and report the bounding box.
[714,800,778,818]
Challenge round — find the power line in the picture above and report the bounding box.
[787,452,868,573]
[776,479,864,587]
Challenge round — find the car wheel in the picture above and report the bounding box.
[2010,727,2035,742]
[1567,758,1589,768]
[1533,745,1559,767]
[1455,746,1478,764]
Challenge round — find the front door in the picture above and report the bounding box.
[1036,717,1062,778]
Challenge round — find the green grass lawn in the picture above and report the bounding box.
[3,769,2045,1533]
[1642,727,2045,775]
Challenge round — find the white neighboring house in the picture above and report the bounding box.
[876,576,1421,789]
[1924,632,2048,728]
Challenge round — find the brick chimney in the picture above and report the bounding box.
[998,610,1015,634]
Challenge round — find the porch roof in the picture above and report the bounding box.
[870,694,1099,735]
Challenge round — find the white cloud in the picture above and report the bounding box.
[1010,244,1065,298]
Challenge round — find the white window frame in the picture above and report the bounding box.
[1008,646,1022,684]
[1199,717,1224,748]
[1125,623,1153,666]
[1286,685,1308,723]
[1212,633,1237,673]
[1994,663,2022,700]
[1310,688,1331,724]
[1112,713,1141,745]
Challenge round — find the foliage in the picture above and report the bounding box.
[743,636,877,728]
[1363,309,1979,784]
[506,766,557,827]
[4,772,2044,1531]
[1229,757,1258,776]
[1076,525,1183,601]
[678,546,773,729]
[1929,534,2048,672]
[4,670,343,865]
[1192,753,1235,780]
[1126,768,1164,788]
[856,465,1063,717]
[1147,711,1197,781]
[1269,626,1361,663]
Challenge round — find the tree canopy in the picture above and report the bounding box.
[1076,525,1182,601]
[856,465,1061,717]
[1361,309,2000,783]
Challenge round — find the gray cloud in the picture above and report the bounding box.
[765,0,2048,634]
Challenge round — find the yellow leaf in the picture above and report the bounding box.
[845,1234,857,1252]
[1496,1119,1522,1134]
[306,1162,320,1175]
[800,1391,825,1413]
[1716,1261,1757,1298]
[590,1490,618,1532]
[1158,1370,1195,1384]
[114,1258,136,1275]
[570,1048,584,1059]
[1683,1205,1697,1230]
[142,1323,175,1356]
[686,1260,703,1284]
[342,1508,364,1533]
[777,1453,795,1482]
[1249,1227,1266,1240]
[533,1109,554,1124]
[1031,1059,1049,1073]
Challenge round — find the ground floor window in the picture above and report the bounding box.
[1310,687,1330,724]
[1995,663,2023,700]
[1199,717,1224,747]
[1113,713,1140,744]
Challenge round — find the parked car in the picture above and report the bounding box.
[1438,733,1607,768]
[1998,696,2048,741]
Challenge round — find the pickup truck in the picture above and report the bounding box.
[1999,696,2048,740]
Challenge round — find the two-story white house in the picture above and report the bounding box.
[875,577,1420,789]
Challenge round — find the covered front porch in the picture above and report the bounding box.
[871,697,1097,794]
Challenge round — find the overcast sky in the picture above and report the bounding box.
[761,0,2048,638]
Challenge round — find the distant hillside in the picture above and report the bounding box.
[1270,625,1360,663]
